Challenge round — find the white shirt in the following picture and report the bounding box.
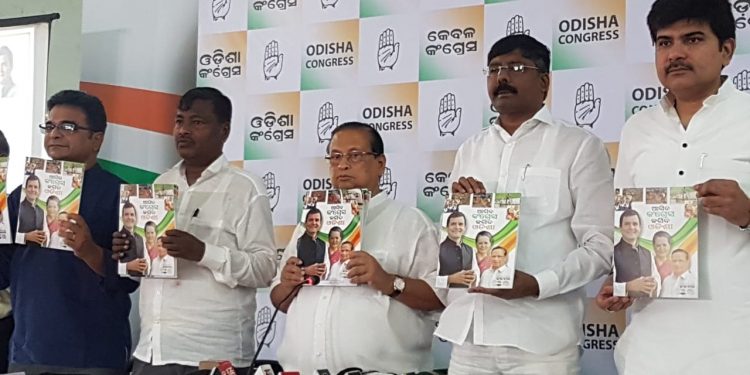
[613,81,750,374]
[479,265,512,288]
[274,192,447,374]
[326,260,349,282]
[133,155,277,367]
[660,271,696,299]
[435,107,614,355]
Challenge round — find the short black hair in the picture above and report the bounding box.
[486,34,550,73]
[47,90,108,133]
[0,46,12,69]
[329,226,342,236]
[647,0,735,45]
[491,246,508,256]
[179,87,232,125]
[0,129,8,157]
[329,121,385,155]
[305,207,322,222]
[652,231,672,244]
[475,230,492,243]
[619,209,642,227]
[144,221,157,230]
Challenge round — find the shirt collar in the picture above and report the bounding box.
[492,105,553,141]
[173,155,228,182]
[659,75,735,112]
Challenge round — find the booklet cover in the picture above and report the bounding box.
[612,187,699,299]
[15,157,84,251]
[118,184,178,278]
[297,189,369,286]
[436,192,521,289]
[0,157,10,244]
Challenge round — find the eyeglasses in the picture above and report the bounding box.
[39,121,95,135]
[325,151,380,165]
[483,64,541,77]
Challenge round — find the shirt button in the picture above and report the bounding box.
[682,143,688,148]
[316,352,322,357]
[679,170,685,176]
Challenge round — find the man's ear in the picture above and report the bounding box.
[220,122,230,142]
[92,132,105,152]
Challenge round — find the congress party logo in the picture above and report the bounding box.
[317,102,339,143]
[438,93,462,136]
[263,40,284,80]
[255,306,277,348]
[574,82,601,129]
[263,172,281,211]
[506,15,531,36]
[377,28,400,71]
[379,167,398,199]
[211,0,231,21]
[321,0,339,9]
[733,70,750,91]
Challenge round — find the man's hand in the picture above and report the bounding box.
[626,276,657,297]
[162,229,206,262]
[451,176,486,194]
[448,270,475,287]
[24,230,46,246]
[595,283,634,312]
[346,251,393,294]
[61,214,98,259]
[303,263,327,278]
[469,270,539,299]
[111,231,129,260]
[695,179,750,227]
[126,259,148,275]
[281,257,305,287]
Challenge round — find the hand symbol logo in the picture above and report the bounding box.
[574,82,601,129]
[438,93,462,136]
[263,40,284,80]
[377,28,400,71]
[317,102,339,143]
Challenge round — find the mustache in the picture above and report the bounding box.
[666,61,692,73]
[494,83,517,96]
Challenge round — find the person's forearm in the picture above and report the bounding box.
[270,283,300,313]
[394,278,444,311]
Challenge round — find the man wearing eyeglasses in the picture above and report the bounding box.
[435,34,614,374]
[0,90,138,375]
[270,122,445,374]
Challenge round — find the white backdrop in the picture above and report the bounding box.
[197,0,750,372]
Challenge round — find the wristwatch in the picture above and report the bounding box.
[389,276,405,298]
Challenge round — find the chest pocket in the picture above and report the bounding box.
[518,167,561,214]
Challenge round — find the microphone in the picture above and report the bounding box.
[303,275,320,286]
[248,282,305,375]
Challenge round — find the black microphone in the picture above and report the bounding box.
[248,282,305,375]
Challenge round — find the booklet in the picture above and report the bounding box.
[436,192,521,289]
[612,186,699,299]
[15,157,84,251]
[118,184,179,278]
[297,189,369,286]
[0,158,10,244]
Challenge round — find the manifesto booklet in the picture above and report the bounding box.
[613,187,699,299]
[436,192,521,289]
[118,184,178,278]
[0,157,10,244]
[297,189,369,286]
[15,157,84,251]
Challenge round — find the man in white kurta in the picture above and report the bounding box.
[596,1,750,373]
[271,122,445,374]
[436,34,614,374]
